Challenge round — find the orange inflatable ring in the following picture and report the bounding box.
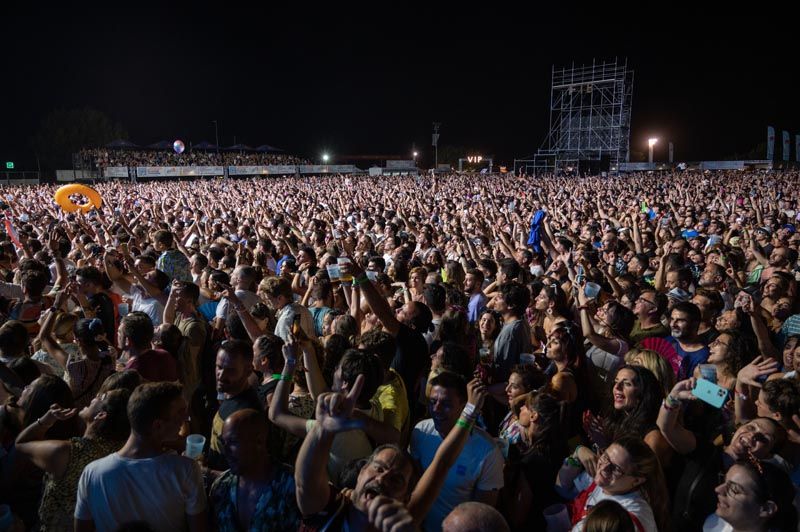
[54,184,103,213]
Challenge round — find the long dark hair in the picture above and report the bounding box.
[21,375,79,439]
[604,365,664,441]
[525,392,567,459]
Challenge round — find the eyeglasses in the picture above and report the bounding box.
[597,452,629,481]
[717,473,748,498]
[635,297,656,308]
[709,338,730,348]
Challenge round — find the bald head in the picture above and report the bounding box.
[442,502,510,532]
[224,408,268,442]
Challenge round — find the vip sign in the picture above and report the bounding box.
[467,156,483,163]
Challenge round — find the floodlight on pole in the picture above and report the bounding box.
[648,138,658,164]
[322,153,330,163]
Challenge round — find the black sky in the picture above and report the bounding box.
[2,8,798,169]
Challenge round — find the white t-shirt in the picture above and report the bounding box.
[215,289,261,320]
[129,285,165,327]
[410,418,505,532]
[274,303,317,342]
[570,472,657,532]
[702,513,733,532]
[75,451,206,532]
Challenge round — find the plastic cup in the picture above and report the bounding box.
[584,282,601,299]
[184,434,206,459]
[326,263,341,282]
[337,257,353,282]
[542,503,571,532]
[118,303,129,318]
[699,364,717,384]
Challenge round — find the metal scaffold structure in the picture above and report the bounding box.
[515,59,634,176]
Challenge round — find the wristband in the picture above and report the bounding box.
[456,418,473,430]
[462,402,477,420]
[735,391,748,402]
[662,398,680,411]
[271,373,283,380]
[665,394,682,408]
[564,456,583,469]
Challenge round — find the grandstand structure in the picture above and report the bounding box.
[515,59,634,176]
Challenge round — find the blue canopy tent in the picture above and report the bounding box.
[146,140,174,150]
[105,139,140,149]
[224,144,254,152]
[254,144,284,153]
[193,141,219,151]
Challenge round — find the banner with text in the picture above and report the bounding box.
[136,166,224,177]
[228,165,299,175]
[103,167,129,178]
[298,165,360,174]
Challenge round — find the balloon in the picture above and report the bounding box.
[173,140,185,154]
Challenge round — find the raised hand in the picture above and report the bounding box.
[367,496,417,532]
[669,378,698,401]
[466,378,488,411]
[315,374,366,434]
[737,356,779,387]
[38,403,78,428]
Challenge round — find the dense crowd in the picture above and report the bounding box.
[0,170,799,531]
[78,148,310,169]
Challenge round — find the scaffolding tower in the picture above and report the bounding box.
[515,59,634,176]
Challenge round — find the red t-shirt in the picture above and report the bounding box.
[125,349,178,382]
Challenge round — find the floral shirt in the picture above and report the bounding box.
[209,464,300,532]
[157,249,192,283]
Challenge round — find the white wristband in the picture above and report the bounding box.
[462,402,477,421]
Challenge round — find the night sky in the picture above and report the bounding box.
[2,9,798,170]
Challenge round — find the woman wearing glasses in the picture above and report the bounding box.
[704,460,796,532]
[576,288,636,384]
[556,435,670,532]
[657,377,788,531]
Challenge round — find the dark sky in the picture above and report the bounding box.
[2,9,798,169]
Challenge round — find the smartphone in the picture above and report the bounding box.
[693,378,729,409]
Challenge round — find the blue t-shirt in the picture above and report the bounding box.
[667,336,709,380]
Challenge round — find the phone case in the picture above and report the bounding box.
[693,379,729,409]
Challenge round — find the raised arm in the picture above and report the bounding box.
[268,342,310,438]
[656,379,698,455]
[341,261,401,337]
[295,376,366,516]
[407,379,486,524]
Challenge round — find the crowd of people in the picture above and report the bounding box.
[0,170,799,531]
[78,148,310,170]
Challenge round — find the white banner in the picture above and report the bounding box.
[136,166,224,177]
[386,160,416,169]
[227,165,298,175]
[298,165,360,174]
[103,167,129,178]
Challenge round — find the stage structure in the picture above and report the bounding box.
[515,59,633,176]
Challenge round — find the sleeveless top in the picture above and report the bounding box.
[39,437,123,532]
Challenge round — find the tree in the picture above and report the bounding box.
[31,108,127,169]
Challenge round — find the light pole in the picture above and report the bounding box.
[648,138,658,164]
[212,120,220,154]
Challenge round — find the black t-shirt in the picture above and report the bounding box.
[391,323,428,412]
[208,386,264,471]
[671,438,725,532]
[89,291,116,342]
[504,444,565,530]
[257,379,279,407]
